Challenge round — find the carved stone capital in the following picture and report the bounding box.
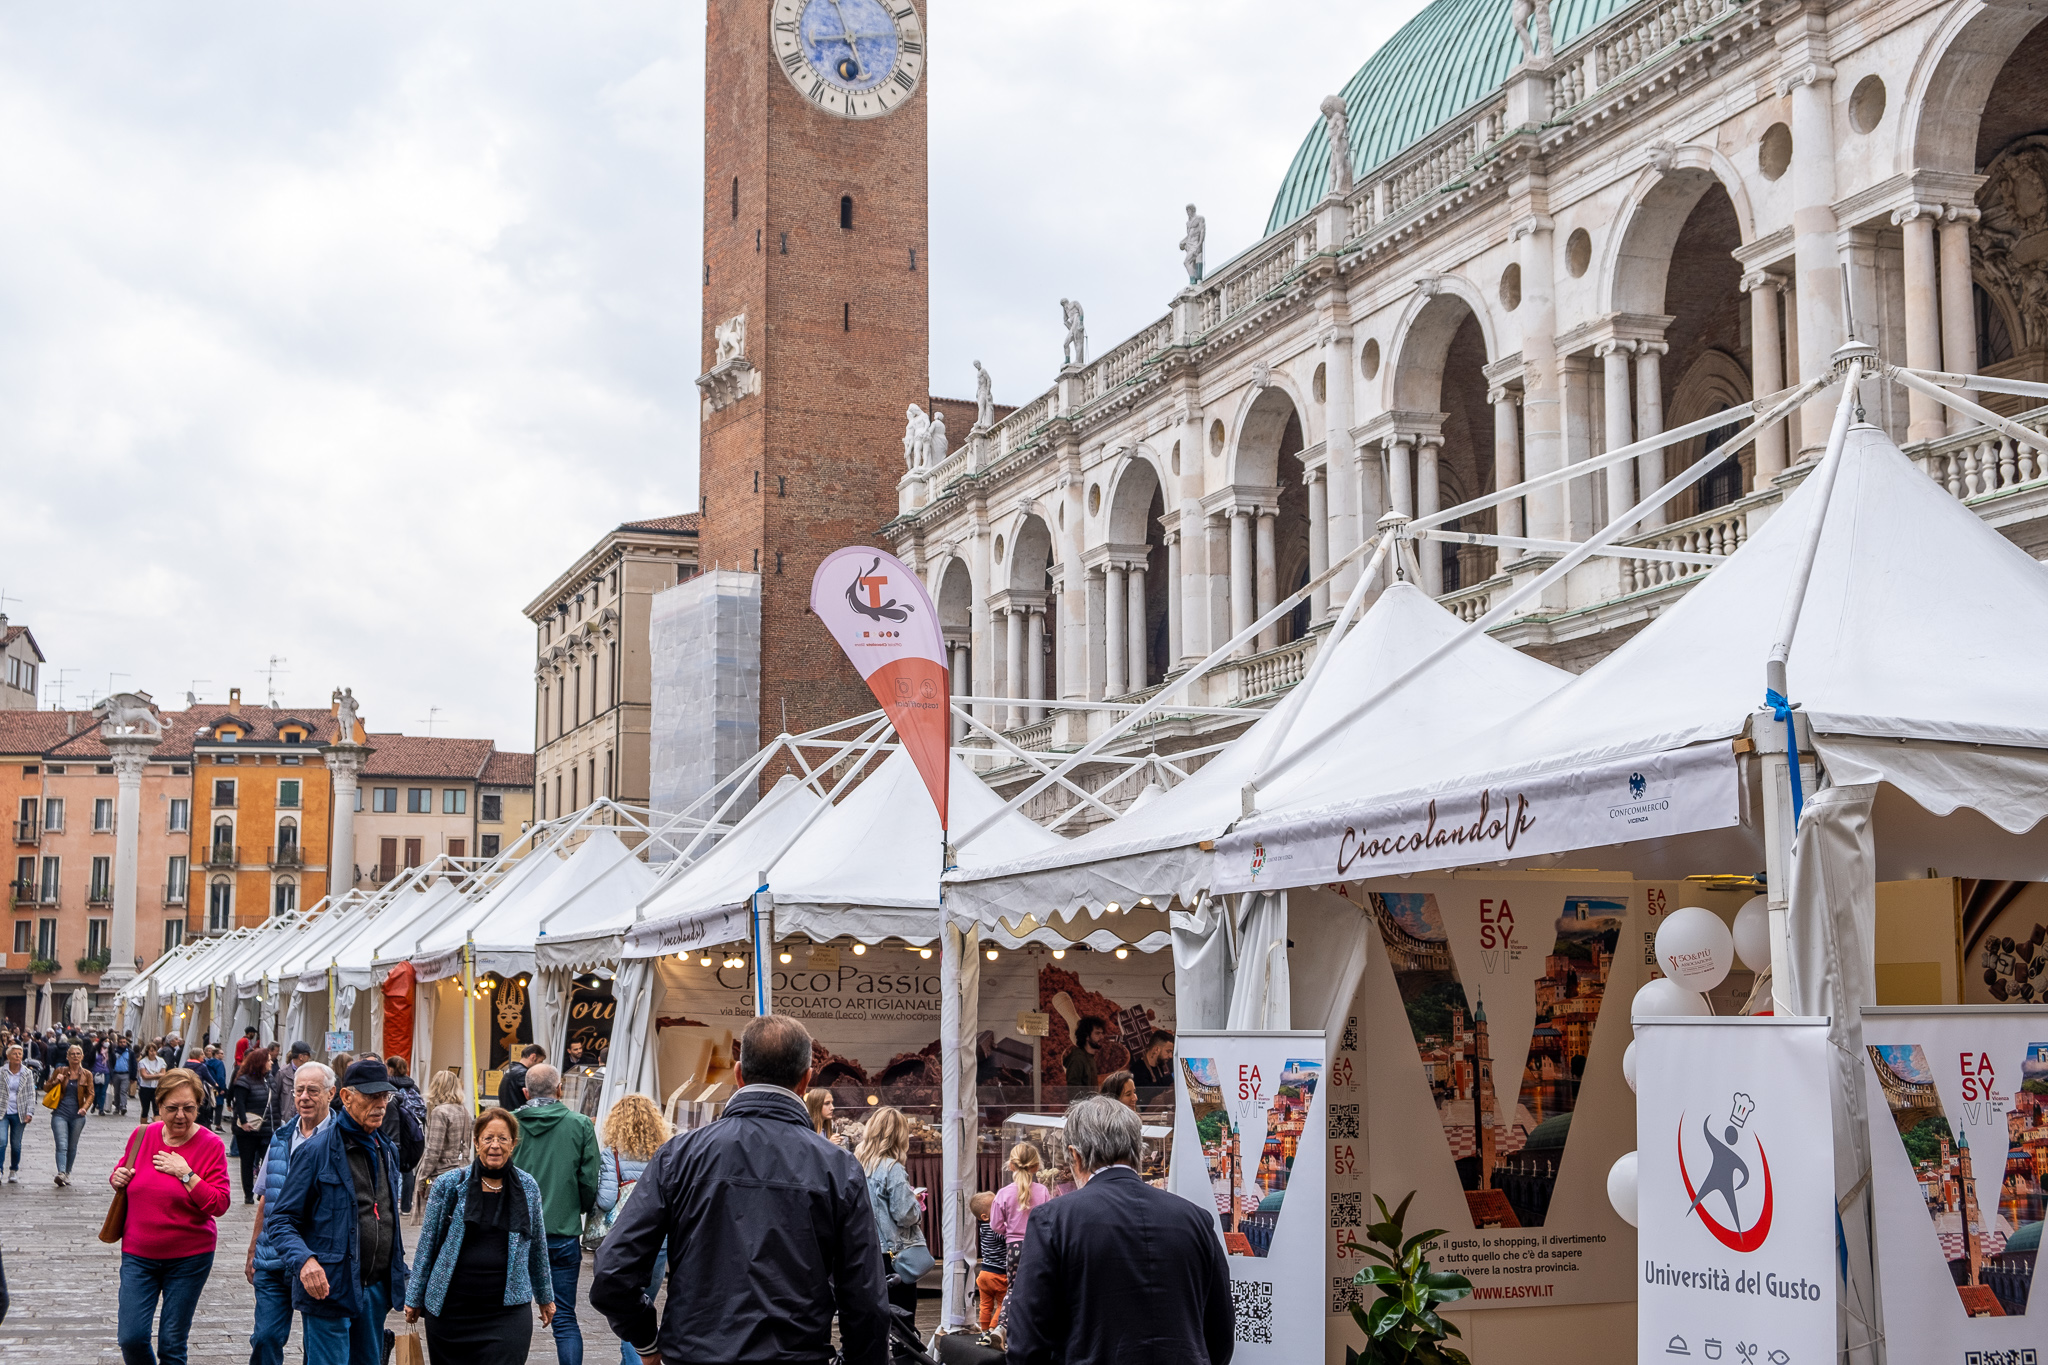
[1944,203,1982,226]
[1890,202,1944,228]
[1594,338,1636,360]
[1774,62,1835,98]
[1740,269,1789,295]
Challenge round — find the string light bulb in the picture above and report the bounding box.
[1052,948,1065,960]
[699,954,713,967]
[918,947,932,959]
[778,949,792,964]
[852,943,866,955]
[985,948,999,961]
[1114,947,1129,959]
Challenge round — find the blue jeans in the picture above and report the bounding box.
[52,1112,86,1174]
[119,1250,215,1365]
[618,1240,667,1365]
[95,1077,109,1112]
[301,1277,390,1365]
[1,1113,23,1172]
[248,1266,295,1365]
[547,1234,585,1365]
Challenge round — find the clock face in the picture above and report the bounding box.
[771,0,924,120]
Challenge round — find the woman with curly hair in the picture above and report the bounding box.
[594,1095,674,1365]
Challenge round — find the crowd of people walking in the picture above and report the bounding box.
[0,1013,1235,1365]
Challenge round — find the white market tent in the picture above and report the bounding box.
[1208,402,2048,1364]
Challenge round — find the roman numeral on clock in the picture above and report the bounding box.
[781,51,805,74]
[893,6,915,19]
[892,69,916,91]
[808,79,826,102]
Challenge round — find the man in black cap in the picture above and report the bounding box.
[267,1057,409,1365]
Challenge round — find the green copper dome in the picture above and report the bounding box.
[1265,0,1642,235]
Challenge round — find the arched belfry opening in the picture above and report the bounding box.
[937,558,973,739]
[1104,459,1168,694]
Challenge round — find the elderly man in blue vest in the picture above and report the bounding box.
[267,1058,410,1365]
[244,1060,335,1365]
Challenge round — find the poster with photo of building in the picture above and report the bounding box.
[1863,1007,2045,1356]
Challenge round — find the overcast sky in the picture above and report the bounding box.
[0,1,1430,750]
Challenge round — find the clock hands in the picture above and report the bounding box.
[815,0,894,87]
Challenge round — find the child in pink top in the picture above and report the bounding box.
[989,1141,1050,1248]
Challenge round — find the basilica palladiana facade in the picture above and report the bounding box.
[886,0,2048,815]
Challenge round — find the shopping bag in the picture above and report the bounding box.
[391,1323,426,1365]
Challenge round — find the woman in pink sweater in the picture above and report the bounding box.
[109,1067,231,1365]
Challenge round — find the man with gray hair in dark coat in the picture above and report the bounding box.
[591,1013,888,1365]
[1005,1094,1234,1365]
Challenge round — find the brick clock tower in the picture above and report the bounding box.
[696,0,930,748]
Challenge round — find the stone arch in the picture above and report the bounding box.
[1663,349,1753,521]
[1104,450,1165,546]
[1605,154,1754,317]
[1006,512,1056,595]
[1382,275,1499,413]
[1227,380,1308,489]
[934,553,973,634]
[1903,4,2048,175]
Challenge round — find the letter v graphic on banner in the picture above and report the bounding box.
[809,545,950,827]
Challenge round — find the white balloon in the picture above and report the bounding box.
[1607,1151,1640,1227]
[1733,895,1771,974]
[1655,906,1735,993]
[1632,976,1711,1026]
[1623,1039,1638,1094]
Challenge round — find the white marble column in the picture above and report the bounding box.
[1598,340,1635,528]
[1895,205,1944,443]
[1490,387,1523,540]
[949,642,969,741]
[1104,566,1128,696]
[103,731,158,985]
[1517,212,1566,547]
[1323,330,1361,603]
[1940,205,1981,431]
[1254,512,1278,651]
[1743,271,1789,479]
[323,740,370,893]
[1125,566,1148,691]
[1025,609,1046,724]
[1416,441,1443,595]
[1228,511,1254,655]
[1305,468,1329,619]
[1164,532,1183,665]
[1635,341,1667,528]
[1787,60,1844,454]
[1388,436,1414,518]
[1003,608,1025,728]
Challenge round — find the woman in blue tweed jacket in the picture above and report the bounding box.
[404,1109,554,1362]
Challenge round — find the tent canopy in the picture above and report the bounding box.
[1219,423,2048,890]
[331,878,464,989]
[619,774,825,959]
[402,847,563,979]
[442,827,658,980]
[947,581,1570,926]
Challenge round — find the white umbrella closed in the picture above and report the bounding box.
[33,982,52,1032]
[66,987,89,1027]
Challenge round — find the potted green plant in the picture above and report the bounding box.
[27,956,58,976]
[1342,1192,1474,1365]
[77,952,111,974]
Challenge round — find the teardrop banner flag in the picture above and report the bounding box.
[810,546,951,828]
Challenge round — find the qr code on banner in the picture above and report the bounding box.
[1232,1280,1274,1344]
[1330,1191,1363,1229]
[1328,1103,1360,1139]
[1965,1352,2039,1365]
[1340,1016,1359,1052]
[1330,1277,1366,1315]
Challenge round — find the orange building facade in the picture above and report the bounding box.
[186,690,341,935]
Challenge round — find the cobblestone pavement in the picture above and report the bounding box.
[0,1109,633,1364]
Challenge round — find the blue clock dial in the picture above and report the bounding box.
[772,0,923,120]
[801,0,898,93]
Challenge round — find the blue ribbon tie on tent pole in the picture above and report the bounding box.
[1765,688,1804,827]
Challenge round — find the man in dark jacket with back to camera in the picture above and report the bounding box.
[1005,1094,1234,1365]
[591,1013,888,1365]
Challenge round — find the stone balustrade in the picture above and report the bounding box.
[1230,635,1317,704]
[1912,403,2048,500]
[1439,575,1507,623]
[1617,491,1767,594]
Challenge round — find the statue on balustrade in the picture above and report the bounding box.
[973,360,995,429]
[925,406,949,468]
[1511,0,1553,63]
[902,403,931,471]
[1320,95,1355,196]
[1060,298,1087,368]
[1181,204,1206,284]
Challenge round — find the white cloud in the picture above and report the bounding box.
[0,1,1426,746]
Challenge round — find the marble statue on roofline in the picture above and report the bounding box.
[1511,0,1554,63]
[1060,298,1087,368]
[1181,204,1206,284]
[926,406,949,467]
[903,403,931,470]
[1320,95,1355,197]
[973,361,995,429]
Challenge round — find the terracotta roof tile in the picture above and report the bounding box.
[0,710,90,757]
[618,512,701,535]
[360,735,497,780]
[479,749,535,786]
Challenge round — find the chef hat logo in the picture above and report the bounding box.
[1728,1092,1755,1128]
